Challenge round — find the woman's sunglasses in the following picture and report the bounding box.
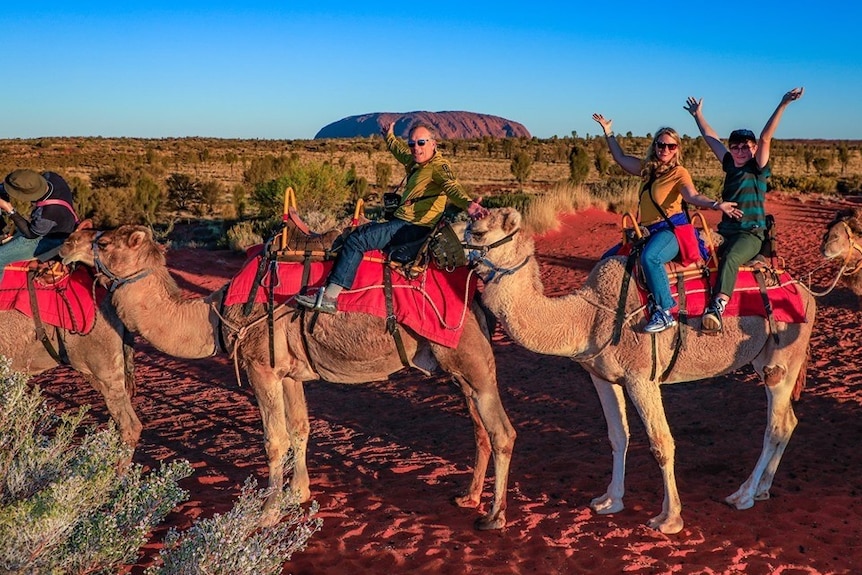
[655,141,679,150]
[408,139,432,147]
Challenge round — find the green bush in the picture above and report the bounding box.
[251,161,351,219]
[0,360,321,574]
[0,359,192,574]
[483,193,532,212]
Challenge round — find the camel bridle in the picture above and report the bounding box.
[463,226,528,284]
[91,231,153,293]
[826,220,862,276]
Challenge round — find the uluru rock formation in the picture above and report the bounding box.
[314,111,531,140]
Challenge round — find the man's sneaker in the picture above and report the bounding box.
[294,289,338,314]
[701,298,726,332]
[644,308,677,333]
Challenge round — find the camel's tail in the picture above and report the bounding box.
[122,327,136,397]
[792,344,810,402]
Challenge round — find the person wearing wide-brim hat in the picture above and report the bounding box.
[0,169,80,279]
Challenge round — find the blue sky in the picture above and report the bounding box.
[2,2,859,141]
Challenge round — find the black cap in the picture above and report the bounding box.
[728,129,757,144]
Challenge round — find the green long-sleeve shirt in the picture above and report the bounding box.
[385,133,472,227]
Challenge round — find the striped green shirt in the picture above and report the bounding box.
[718,153,770,235]
[386,133,472,227]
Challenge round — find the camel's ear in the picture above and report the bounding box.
[127,229,150,250]
[76,218,93,231]
[500,207,522,234]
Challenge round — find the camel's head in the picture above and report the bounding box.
[60,224,166,285]
[60,227,97,267]
[464,207,528,274]
[821,208,862,260]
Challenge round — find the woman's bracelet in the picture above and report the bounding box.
[605,131,614,138]
[711,200,720,210]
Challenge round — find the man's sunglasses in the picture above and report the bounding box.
[655,142,678,150]
[408,139,432,147]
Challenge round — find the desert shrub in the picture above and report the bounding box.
[589,177,640,214]
[568,144,590,185]
[198,179,224,216]
[251,161,351,219]
[0,359,193,574]
[165,173,201,213]
[242,154,297,188]
[836,175,862,196]
[510,151,532,190]
[226,221,264,252]
[483,193,532,212]
[771,174,839,196]
[146,471,322,575]
[133,175,167,225]
[89,186,136,228]
[692,176,722,200]
[375,161,393,191]
[0,360,321,574]
[69,176,97,220]
[90,167,134,190]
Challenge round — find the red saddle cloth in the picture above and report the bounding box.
[638,268,807,323]
[0,261,101,333]
[223,246,478,348]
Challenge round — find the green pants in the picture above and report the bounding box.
[714,230,764,298]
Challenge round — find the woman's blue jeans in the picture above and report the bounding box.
[639,228,679,311]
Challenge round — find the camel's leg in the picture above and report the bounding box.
[282,376,311,503]
[434,322,516,531]
[625,378,684,535]
[589,375,629,515]
[84,373,143,453]
[246,362,291,527]
[726,362,798,510]
[452,374,492,510]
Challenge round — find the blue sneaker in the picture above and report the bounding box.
[644,308,677,333]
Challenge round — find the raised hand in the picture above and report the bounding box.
[591,113,613,136]
[684,97,703,117]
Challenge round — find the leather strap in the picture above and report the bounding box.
[27,270,67,364]
[383,264,410,368]
[754,269,780,344]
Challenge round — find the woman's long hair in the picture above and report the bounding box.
[642,127,683,180]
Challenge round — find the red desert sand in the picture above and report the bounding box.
[37,195,862,574]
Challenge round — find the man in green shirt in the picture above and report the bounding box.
[296,121,487,314]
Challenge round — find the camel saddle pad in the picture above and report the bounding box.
[224,245,478,348]
[637,269,807,323]
[0,261,101,333]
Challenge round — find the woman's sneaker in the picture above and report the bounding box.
[644,308,677,333]
[701,298,726,332]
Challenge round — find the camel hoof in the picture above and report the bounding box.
[647,514,684,535]
[725,493,755,510]
[754,490,771,501]
[590,494,624,515]
[454,494,480,509]
[259,506,281,528]
[475,512,505,531]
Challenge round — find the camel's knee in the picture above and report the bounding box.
[763,365,787,388]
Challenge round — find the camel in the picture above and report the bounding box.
[463,207,816,534]
[820,207,862,295]
[59,225,516,529]
[0,288,141,451]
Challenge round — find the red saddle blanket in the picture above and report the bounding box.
[0,261,101,333]
[223,246,478,348]
[638,268,807,323]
